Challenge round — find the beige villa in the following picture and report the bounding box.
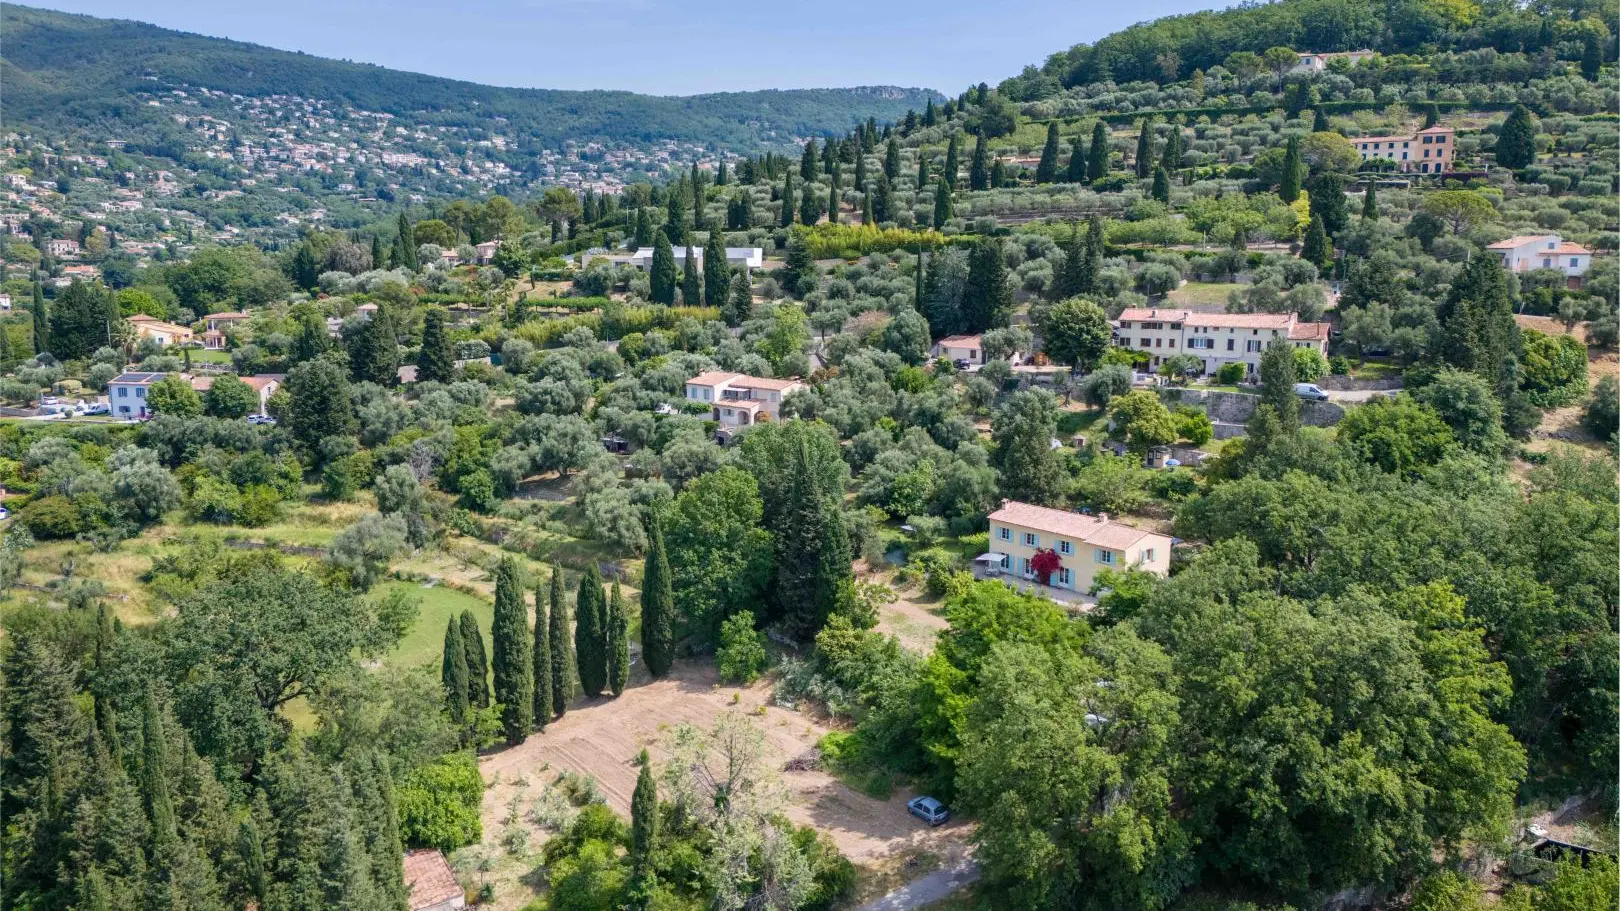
[981,500,1173,596]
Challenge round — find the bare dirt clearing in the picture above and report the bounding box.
[473,662,967,908]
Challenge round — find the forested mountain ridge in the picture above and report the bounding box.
[0,4,939,149]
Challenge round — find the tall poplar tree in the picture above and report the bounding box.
[649,231,677,305]
[441,618,469,725]
[1087,121,1109,183]
[968,133,990,191]
[490,558,533,745]
[574,565,607,698]
[459,610,489,709]
[548,565,576,717]
[532,581,552,730]
[1035,123,1061,183]
[415,308,454,384]
[607,582,629,697]
[641,512,675,677]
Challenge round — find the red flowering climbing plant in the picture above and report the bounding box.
[1030,548,1063,585]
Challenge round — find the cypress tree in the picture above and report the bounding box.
[780,173,796,227]
[1051,223,1088,300]
[140,692,177,845]
[1301,215,1331,271]
[92,603,120,764]
[1308,172,1350,238]
[990,158,1005,189]
[916,152,929,188]
[960,236,1012,333]
[491,557,533,745]
[1259,339,1301,431]
[364,752,407,910]
[1151,166,1171,204]
[80,867,114,911]
[30,280,47,355]
[1087,121,1109,183]
[664,181,690,243]
[703,232,728,309]
[291,244,319,291]
[724,271,752,327]
[459,611,489,709]
[641,512,675,677]
[924,98,938,127]
[942,134,960,188]
[1279,136,1304,203]
[681,245,701,307]
[630,761,658,871]
[1084,215,1105,286]
[827,178,840,225]
[548,565,576,717]
[1438,254,1520,396]
[394,212,417,271]
[1159,126,1181,171]
[1134,118,1154,178]
[872,174,894,224]
[801,138,819,181]
[854,149,868,192]
[799,185,822,225]
[441,618,469,724]
[772,439,851,638]
[861,191,874,226]
[1362,179,1379,221]
[607,582,629,697]
[1035,122,1061,183]
[649,231,677,305]
[237,818,267,909]
[416,308,455,384]
[692,178,705,233]
[633,207,654,249]
[532,583,552,730]
[716,160,728,186]
[1581,33,1602,80]
[1496,105,1537,170]
[933,180,953,228]
[1313,106,1330,132]
[883,138,900,180]
[968,133,989,191]
[1065,134,1087,183]
[574,565,607,698]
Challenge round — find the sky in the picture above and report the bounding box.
[36,0,1221,96]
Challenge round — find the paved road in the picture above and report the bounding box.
[855,858,981,911]
[1324,386,1401,404]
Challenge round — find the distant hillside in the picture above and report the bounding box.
[0,4,940,149]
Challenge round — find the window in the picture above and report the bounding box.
[1226,338,1235,351]
[1144,548,1156,562]
[1423,135,1432,144]
[1001,554,1011,570]
[1424,149,1430,157]
[117,387,127,398]
[1543,258,1552,268]
[1571,258,1581,267]
[1020,558,1031,576]
[1058,540,1072,555]
[1094,549,1115,565]
[1189,337,1212,350]
[998,527,1011,541]
[1246,340,1262,353]
[1435,135,1446,143]
[135,388,145,398]
[1058,567,1073,587]
[1023,532,1038,547]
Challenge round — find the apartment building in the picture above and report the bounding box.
[1354,125,1455,174]
[683,371,807,428]
[984,501,1173,595]
[1113,308,1330,376]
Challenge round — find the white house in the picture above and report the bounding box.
[683,370,806,428]
[107,372,166,418]
[0,294,12,311]
[44,238,80,257]
[1486,234,1593,286]
[1292,49,1376,73]
[126,314,194,347]
[930,334,1023,367]
[188,373,281,415]
[983,500,1173,596]
[1113,308,1330,376]
[630,246,763,271]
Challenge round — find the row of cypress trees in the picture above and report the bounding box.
[444,522,678,746]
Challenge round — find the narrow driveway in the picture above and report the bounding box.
[854,857,980,911]
[1325,386,1401,404]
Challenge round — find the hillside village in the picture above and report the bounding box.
[0,3,1617,911]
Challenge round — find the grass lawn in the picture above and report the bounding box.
[379,579,493,672]
[1056,409,1106,435]
[1168,281,1240,310]
[186,347,233,364]
[1349,360,1401,380]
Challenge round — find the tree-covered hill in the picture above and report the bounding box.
[0,4,939,149]
[1000,0,1616,98]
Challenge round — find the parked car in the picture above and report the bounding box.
[1293,383,1329,402]
[907,795,950,826]
[953,358,973,371]
[81,401,109,415]
[247,414,277,426]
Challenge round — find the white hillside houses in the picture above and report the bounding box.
[630,246,762,271]
[1113,308,1330,377]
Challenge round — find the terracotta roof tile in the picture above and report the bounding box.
[988,500,1166,550]
[403,850,462,911]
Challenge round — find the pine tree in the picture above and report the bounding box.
[491,557,534,745]
[532,581,553,729]
[681,246,701,307]
[607,582,630,697]
[1087,121,1109,183]
[990,158,1005,189]
[549,565,576,717]
[1301,215,1331,270]
[1438,254,1520,397]
[1151,166,1171,204]
[641,512,675,677]
[1361,179,1379,221]
[1035,122,1061,183]
[1496,105,1537,170]
[30,280,47,355]
[574,565,607,698]
[459,611,489,709]
[933,180,953,228]
[441,617,469,724]
[1313,106,1330,132]
[968,133,989,191]
[942,134,960,188]
[1279,136,1304,203]
[1065,134,1087,183]
[1134,118,1155,178]
[649,231,677,305]
[416,308,455,384]
[703,231,728,310]
[961,236,1012,332]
